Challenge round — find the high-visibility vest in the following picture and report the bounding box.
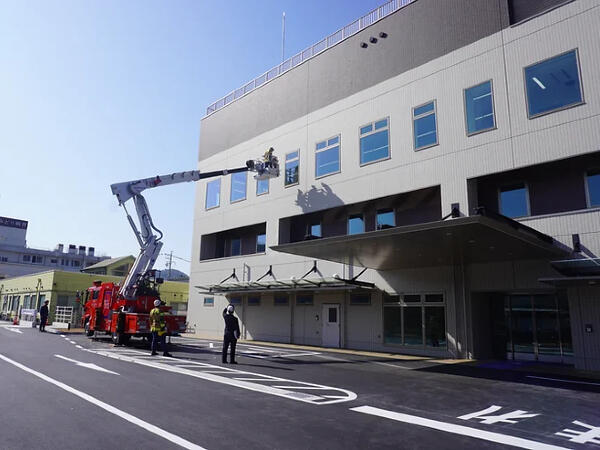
[150,307,166,334]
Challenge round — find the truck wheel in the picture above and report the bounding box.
[84,320,94,337]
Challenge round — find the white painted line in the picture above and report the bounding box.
[5,327,23,334]
[272,352,322,358]
[314,354,349,362]
[0,353,206,450]
[372,361,410,370]
[272,385,329,390]
[351,406,569,450]
[232,377,270,381]
[526,375,600,387]
[76,345,83,349]
[54,355,120,375]
[60,335,66,337]
[68,340,76,344]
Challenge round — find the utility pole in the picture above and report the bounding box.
[168,251,173,279]
[281,12,286,62]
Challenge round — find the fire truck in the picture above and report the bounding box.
[82,150,280,345]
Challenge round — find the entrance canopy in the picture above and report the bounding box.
[196,277,371,295]
[271,214,570,270]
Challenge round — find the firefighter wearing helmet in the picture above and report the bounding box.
[150,299,172,357]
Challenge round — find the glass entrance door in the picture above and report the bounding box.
[506,294,573,364]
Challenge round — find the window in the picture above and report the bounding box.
[256,177,269,196]
[23,295,30,309]
[256,233,266,253]
[383,293,446,347]
[360,118,390,165]
[22,255,31,262]
[50,258,57,264]
[32,255,43,264]
[71,260,81,267]
[315,136,340,178]
[499,183,529,218]
[203,297,214,307]
[350,293,371,305]
[230,172,247,203]
[348,214,364,235]
[274,296,289,306]
[229,297,242,305]
[525,49,583,118]
[285,150,299,186]
[376,209,395,230]
[413,101,438,150]
[248,296,260,306]
[309,223,322,238]
[0,256,7,262]
[206,179,221,209]
[296,295,313,305]
[585,169,600,208]
[230,238,241,256]
[464,80,495,135]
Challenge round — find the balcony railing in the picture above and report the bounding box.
[205,0,416,116]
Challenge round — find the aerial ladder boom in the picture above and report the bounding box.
[110,149,279,300]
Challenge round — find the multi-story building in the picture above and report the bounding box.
[187,0,600,371]
[0,215,110,279]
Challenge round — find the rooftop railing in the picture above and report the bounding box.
[205,0,416,116]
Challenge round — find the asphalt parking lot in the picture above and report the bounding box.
[1,323,599,449]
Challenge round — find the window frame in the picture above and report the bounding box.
[315,135,341,179]
[274,295,289,306]
[230,237,242,257]
[463,79,497,136]
[247,296,261,306]
[205,178,221,210]
[230,171,247,204]
[584,168,600,209]
[523,48,585,120]
[203,297,214,307]
[296,295,313,306]
[309,222,322,238]
[256,233,266,253]
[498,182,531,218]
[284,150,300,188]
[359,117,391,166]
[376,208,396,230]
[412,100,439,151]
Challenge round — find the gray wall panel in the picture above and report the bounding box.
[199,0,508,161]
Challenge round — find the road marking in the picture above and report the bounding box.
[372,361,410,369]
[76,345,83,349]
[458,405,539,424]
[68,340,76,344]
[0,353,206,450]
[54,355,120,375]
[87,348,357,405]
[351,406,569,450]
[5,327,23,334]
[526,375,600,387]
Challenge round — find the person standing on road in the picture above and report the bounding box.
[150,299,173,357]
[39,300,49,332]
[222,304,240,364]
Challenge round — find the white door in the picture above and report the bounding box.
[322,304,340,348]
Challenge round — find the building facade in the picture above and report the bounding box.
[0,215,110,279]
[188,0,600,371]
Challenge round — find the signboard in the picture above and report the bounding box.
[0,216,28,230]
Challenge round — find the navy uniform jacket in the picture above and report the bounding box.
[222,309,240,339]
[40,305,49,318]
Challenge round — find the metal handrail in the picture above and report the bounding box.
[205,0,416,116]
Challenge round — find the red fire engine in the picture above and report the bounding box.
[82,150,279,345]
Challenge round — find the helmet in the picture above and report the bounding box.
[227,305,234,314]
[154,300,161,307]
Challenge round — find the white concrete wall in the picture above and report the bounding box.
[189,1,600,361]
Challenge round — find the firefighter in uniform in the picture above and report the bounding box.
[222,304,240,364]
[150,299,172,357]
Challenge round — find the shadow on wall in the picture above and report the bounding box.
[295,183,344,213]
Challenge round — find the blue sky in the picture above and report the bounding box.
[0,0,385,274]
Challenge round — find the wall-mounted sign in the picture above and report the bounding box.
[0,216,28,230]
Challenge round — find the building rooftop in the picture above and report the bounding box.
[204,0,416,117]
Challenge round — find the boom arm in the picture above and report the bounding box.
[111,150,279,300]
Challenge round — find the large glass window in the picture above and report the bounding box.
[586,169,600,208]
[230,238,241,256]
[309,223,321,238]
[360,118,389,165]
[315,136,340,178]
[499,183,529,218]
[205,179,220,209]
[383,293,446,348]
[413,101,438,150]
[256,233,266,253]
[285,150,299,186]
[348,214,364,235]
[230,172,247,203]
[256,178,269,196]
[464,80,495,135]
[376,209,395,230]
[525,49,583,118]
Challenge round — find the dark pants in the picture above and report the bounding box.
[222,335,237,363]
[151,332,169,355]
[39,317,47,332]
